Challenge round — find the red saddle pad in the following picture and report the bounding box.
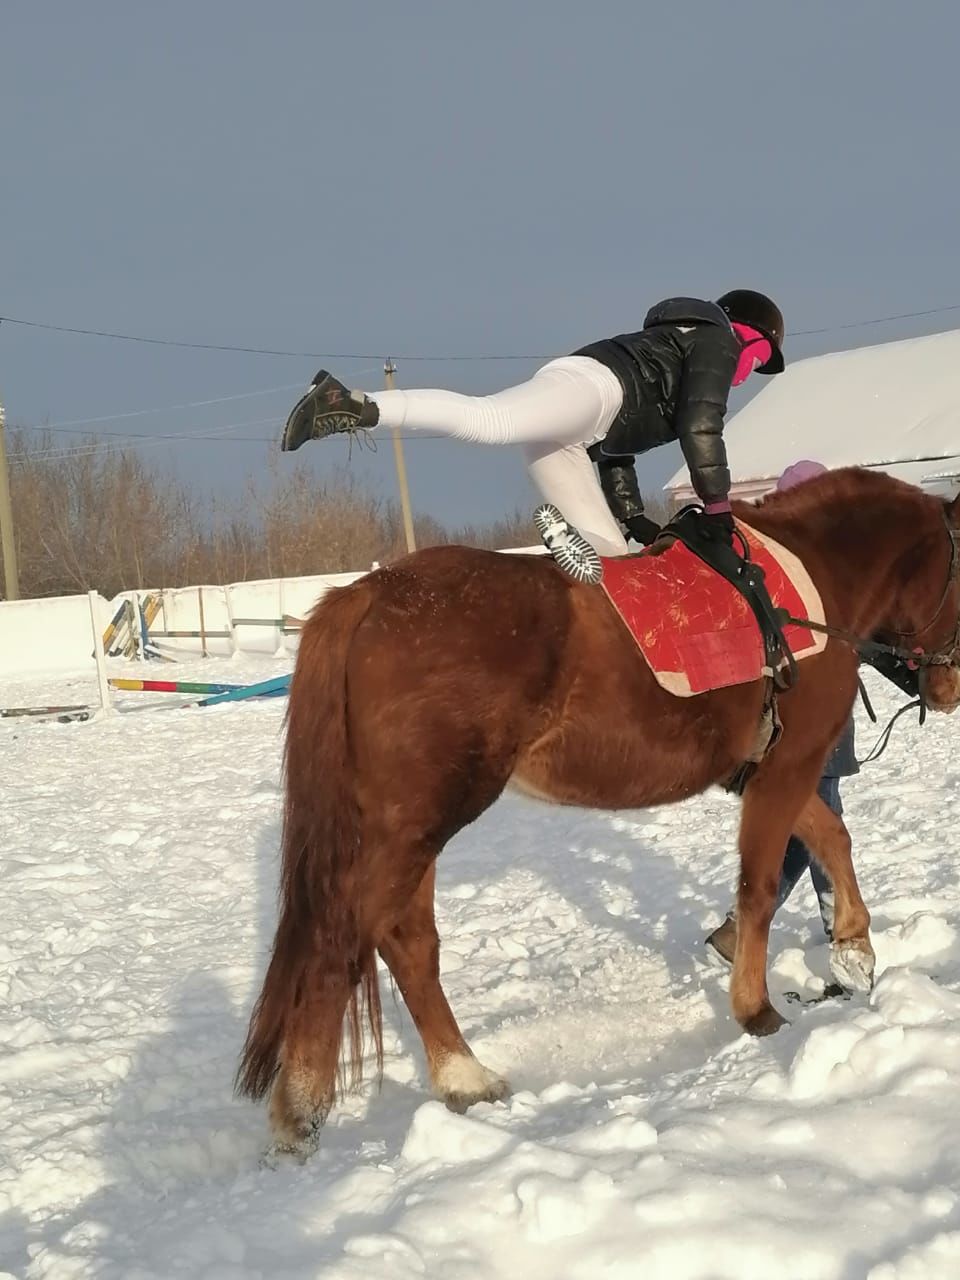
[599,522,826,696]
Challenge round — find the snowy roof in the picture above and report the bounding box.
[665,327,960,491]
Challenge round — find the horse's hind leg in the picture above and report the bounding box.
[264,977,350,1162]
[267,969,355,1159]
[794,793,874,991]
[377,862,509,1113]
[260,909,383,1160]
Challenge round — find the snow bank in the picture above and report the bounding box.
[3,663,959,1277]
[0,591,113,675]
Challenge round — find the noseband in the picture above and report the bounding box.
[778,506,960,674]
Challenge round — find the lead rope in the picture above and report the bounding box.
[857,696,925,765]
[779,626,933,768]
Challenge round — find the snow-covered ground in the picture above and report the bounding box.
[2,655,960,1279]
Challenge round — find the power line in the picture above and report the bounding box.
[8,417,279,465]
[30,382,306,431]
[13,366,383,435]
[3,299,960,361]
[791,303,960,337]
[10,418,448,463]
[0,314,542,361]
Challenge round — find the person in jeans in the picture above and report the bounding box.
[705,459,858,963]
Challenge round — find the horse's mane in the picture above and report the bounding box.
[738,465,937,538]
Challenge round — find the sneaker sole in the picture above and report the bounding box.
[534,504,603,585]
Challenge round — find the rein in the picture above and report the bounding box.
[774,610,960,670]
[776,509,960,671]
[777,509,960,762]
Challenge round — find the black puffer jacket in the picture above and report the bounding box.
[574,297,740,526]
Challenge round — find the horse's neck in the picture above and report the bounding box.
[768,498,941,637]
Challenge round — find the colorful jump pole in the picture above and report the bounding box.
[1,704,91,723]
[196,674,292,707]
[109,678,245,695]
[100,598,128,656]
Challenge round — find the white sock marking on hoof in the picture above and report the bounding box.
[434,1053,509,1108]
[830,940,876,992]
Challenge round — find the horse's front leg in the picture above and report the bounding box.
[730,783,795,1036]
[794,793,874,992]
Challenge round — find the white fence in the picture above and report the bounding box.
[0,546,547,676]
[145,570,367,660]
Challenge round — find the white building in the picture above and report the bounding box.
[665,328,960,506]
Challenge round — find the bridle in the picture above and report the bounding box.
[777,506,960,675]
[775,506,960,749]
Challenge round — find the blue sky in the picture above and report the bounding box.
[3,0,959,527]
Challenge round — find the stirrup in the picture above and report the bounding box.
[534,504,603,586]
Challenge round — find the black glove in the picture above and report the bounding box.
[699,508,735,544]
[861,647,921,698]
[625,513,662,546]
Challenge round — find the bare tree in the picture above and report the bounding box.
[6,427,671,598]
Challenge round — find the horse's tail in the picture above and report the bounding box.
[235,576,383,1103]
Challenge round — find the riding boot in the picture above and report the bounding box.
[534,504,604,585]
[281,370,380,452]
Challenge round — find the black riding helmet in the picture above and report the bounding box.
[715,289,785,374]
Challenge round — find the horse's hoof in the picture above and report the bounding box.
[260,1115,323,1167]
[259,1136,317,1169]
[742,1004,788,1037]
[442,1076,511,1115]
[435,1053,511,1113]
[830,939,875,993]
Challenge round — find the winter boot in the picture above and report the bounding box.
[534,504,603,585]
[281,370,380,452]
[704,912,737,965]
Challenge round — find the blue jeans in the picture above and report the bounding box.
[776,775,841,940]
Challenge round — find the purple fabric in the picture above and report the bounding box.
[776,459,828,491]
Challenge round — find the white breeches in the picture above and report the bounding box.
[370,355,629,556]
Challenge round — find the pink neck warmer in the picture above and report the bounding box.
[731,322,773,386]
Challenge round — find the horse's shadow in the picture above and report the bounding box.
[22,818,317,1275]
[383,788,747,1098]
[0,1207,31,1278]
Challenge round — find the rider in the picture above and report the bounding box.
[280,290,785,558]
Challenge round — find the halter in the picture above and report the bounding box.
[777,506,960,674]
[776,507,960,750]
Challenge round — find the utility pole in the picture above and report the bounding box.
[384,358,416,553]
[0,396,21,600]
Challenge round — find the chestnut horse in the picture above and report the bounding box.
[237,468,960,1155]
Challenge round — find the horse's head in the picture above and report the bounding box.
[896,491,960,715]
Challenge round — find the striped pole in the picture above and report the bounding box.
[101,599,128,655]
[197,674,291,707]
[108,678,245,695]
